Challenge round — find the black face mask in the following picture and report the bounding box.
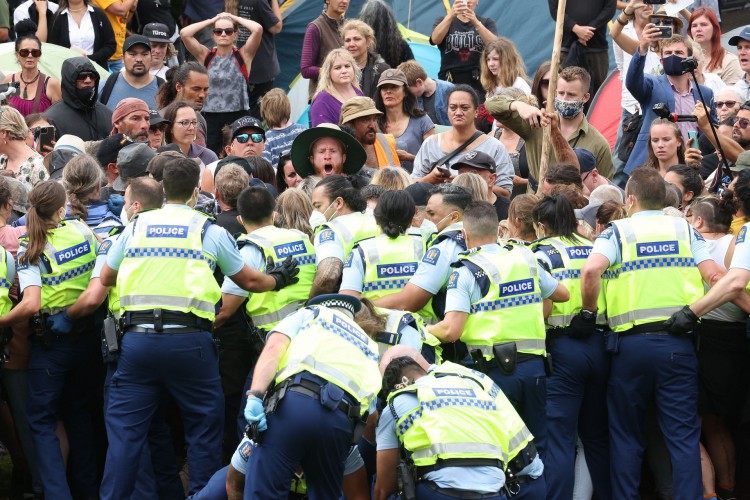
[75,86,96,107]
[662,55,687,76]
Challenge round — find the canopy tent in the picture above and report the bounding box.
[0,43,110,81]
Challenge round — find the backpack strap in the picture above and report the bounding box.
[204,48,249,81]
[99,72,120,106]
[32,73,48,113]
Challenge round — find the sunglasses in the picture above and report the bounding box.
[716,101,738,109]
[213,28,235,36]
[18,48,41,58]
[541,78,549,88]
[150,123,168,132]
[737,118,750,130]
[235,133,264,144]
[75,72,96,82]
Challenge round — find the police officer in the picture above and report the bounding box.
[310,174,379,296]
[374,350,541,499]
[0,181,100,499]
[98,155,300,498]
[217,185,317,333]
[374,184,472,325]
[580,167,733,500]
[341,190,428,315]
[429,201,569,464]
[242,293,382,498]
[530,195,610,499]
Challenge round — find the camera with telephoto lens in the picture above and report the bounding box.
[681,56,699,72]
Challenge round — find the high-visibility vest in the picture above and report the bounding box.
[0,246,12,316]
[22,219,96,314]
[387,372,516,469]
[457,245,547,358]
[317,212,380,260]
[358,233,424,299]
[274,306,381,413]
[374,307,442,363]
[118,206,221,322]
[374,133,401,167]
[239,225,316,331]
[605,214,704,332]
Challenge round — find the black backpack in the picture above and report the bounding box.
[99,72,165,106]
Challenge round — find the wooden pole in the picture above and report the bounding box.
[537,0,568,194]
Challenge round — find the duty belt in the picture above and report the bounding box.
[121,309,213,333]
[416,458,503,477]
[279,377,361,420]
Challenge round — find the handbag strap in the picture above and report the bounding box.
[434,131,484,169]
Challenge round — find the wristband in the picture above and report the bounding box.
[623,9,634,17]
[246,390,265,400]
[617,15,628,26]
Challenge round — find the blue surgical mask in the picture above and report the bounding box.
[662,54,686,76]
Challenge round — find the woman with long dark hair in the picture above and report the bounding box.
[531,194,611,500]
[358,0,414,68]
[0,181,99,499]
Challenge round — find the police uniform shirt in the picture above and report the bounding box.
[105,205,245,276]
[92,233,121,279]
[314,212,362,265]
[591,210,711,267]
[18,237,97,290]
[0,249,16,288]
[221,243,266,297]
[445,244,560,313]
[409,238,465,295]
[376,375,506,494]
[729,222,750,271]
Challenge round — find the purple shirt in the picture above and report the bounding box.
[188,142,219,166]
[309,88,364,127]
[671,81,698,143]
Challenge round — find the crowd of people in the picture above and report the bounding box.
[1,0,750,499]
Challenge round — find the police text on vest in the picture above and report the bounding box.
[636,240,678,257]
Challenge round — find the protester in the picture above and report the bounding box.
[643,118,702,177]
[300,0,348,99]
[0,106,47,187]
[143,22,173,79]
[274,153,299,194]
[156,62,210,146]
[358,0,413,69]
[99,35,161,110]
[341,20,389,100]
[480,37,531,100]
[731,26,750,101]
[399,60,454,127]
[163,101,218,166]
[110,98,150,141]
[310,48,364,127]
[340,96,400,169]
[689,7,742,86]
[260,89,306,168]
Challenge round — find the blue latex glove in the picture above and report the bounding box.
[244,396,267,431]
[108,194,125,217]
[46,311,74,335]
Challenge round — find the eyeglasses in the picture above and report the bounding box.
[235,133,264,144]
[175,120,198,128]
[18,48,41,58]
[716,101,738,108]
[736,118,750,130]
[75,72,96,82]
[213,28,235,36]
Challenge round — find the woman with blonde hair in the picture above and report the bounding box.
[503,193,539,244]
[62,154,121,237]
[452,172,489,202]
[480,37,531,99]
[371,166,411,191]
[310,48,364,126]
[341,19,390,99]
[275,188,314,240]
[0,106,47,187]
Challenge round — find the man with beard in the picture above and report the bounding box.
[339,96,400,168]
[99,35,164,110]
[693,101,750,172]
[289,123,369,187]
[156,62,210,147]
[110,98,151,142]
[45,57,113,141]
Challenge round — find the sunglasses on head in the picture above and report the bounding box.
[235,133,264,144]
[213,28,235,35]
[76,72,96,82]
[737,118,750,130]
[18,48,41,58]
[716,101,738,108]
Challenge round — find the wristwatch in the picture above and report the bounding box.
[581,309,597,321]
[246,390,265,400]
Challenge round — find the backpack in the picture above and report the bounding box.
[203,48,249,81]
[99,73,166,106]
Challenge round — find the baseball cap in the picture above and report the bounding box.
[574,201,603,230]
[377,69,408,88]
[453,151,496,173]
[123,34,151,52]
[405,182,433,206]
[149,109,169,127]
[142,23,170,43]
[114,143,156,191]
[96,134,134,167]
[231,116,264,139]
[728,25,750,46]
[731,150,750,172]
[340,96,382,125]
[573,148,597,174]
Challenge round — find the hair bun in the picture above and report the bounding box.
[14,19,38,39]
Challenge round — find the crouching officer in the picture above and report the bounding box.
[243,294,382,498]
[0,181,100,499]
[98,156,300,498]
[374,350,543,500]
[429,201,569,463]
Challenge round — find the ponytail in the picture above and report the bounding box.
[62,154,102,221]
[20,181,66,266]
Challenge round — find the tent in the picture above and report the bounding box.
[587,69,622,151]
[0,43,110,81]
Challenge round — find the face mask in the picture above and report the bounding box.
[554,98,585,120]
[322,200,338,221]
[309,210,327,230]
[364,207,374,216]
[75,87,97,107]
[121,204,133,225]
[419,218,438,240]
[662,55,686,76]
[435,212,455,232]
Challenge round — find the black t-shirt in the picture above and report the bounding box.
[431,16,497,80]
[134,0,176,36]
[422,92,437,125]
[216,208,246,238]
[494,194,510,221]
[237,0,280,83]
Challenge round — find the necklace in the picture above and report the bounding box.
[19,71,40,99]
[68,5,85,12]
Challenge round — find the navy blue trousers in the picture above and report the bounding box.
[608,333,701,500]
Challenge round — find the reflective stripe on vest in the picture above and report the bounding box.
[124,247,217,270]
[252,301,305,329]
[41,260,95,286]
[120,294,217,315]
[411,443,505,462]
[607,306,685,329]
[375,133,397,166]
[0,247,11,316]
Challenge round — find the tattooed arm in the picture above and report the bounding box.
[544,110,580,170]
[310,257,343,298]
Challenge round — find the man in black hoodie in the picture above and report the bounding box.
[45,57,113,141]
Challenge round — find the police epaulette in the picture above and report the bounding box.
[107,225,125,237]
[62,216,81,221]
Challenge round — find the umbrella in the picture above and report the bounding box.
[0,42,110,81]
